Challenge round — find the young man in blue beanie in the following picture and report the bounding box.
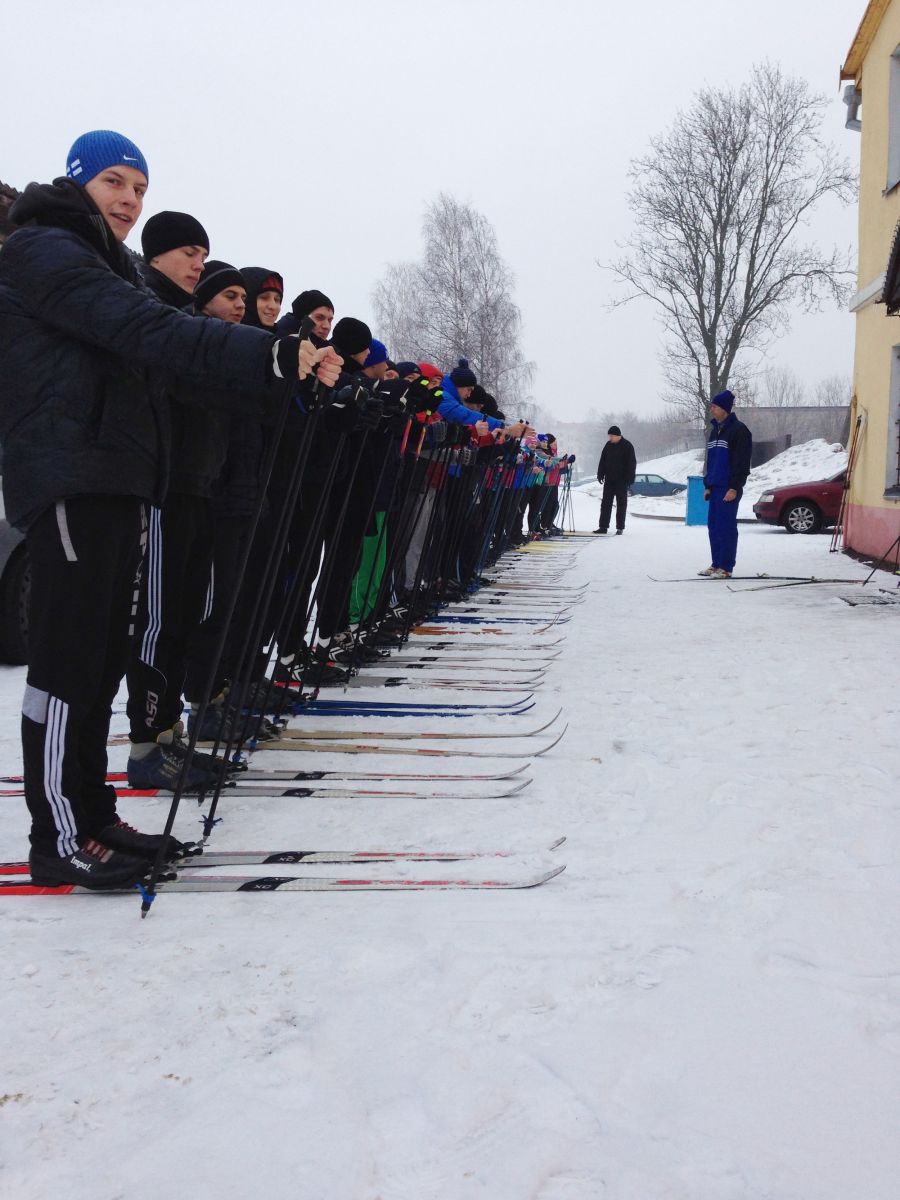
[701,390,752,578]
[0,130,341,888]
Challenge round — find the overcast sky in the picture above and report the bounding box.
[2,0,864,421]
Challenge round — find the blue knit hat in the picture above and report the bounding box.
[66,130,149,187]
[365,338,389,368]
[711,389,735,413]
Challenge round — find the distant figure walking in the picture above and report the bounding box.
[700,391,752,578]
[595,426,636,534]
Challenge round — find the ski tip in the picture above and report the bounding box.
[529,864,567,886]
[547,836,567,851]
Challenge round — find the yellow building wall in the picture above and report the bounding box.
[846,0,900,553]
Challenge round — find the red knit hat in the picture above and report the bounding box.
[418,362,442,381]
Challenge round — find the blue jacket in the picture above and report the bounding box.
[0,180,277,530]
[437,375,504,430]
[704,412,752,491]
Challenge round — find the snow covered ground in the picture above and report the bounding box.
[2,494,900,1199]
[579,438,849,520]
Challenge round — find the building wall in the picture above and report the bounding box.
[846,0,900,556]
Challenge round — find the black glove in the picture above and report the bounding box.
[373,378,410,415]
[406,379,437,416]
[568,454,576,463]
[326,383,364,433]
[388,412,410,437]
[271,336,299,381]
[446,422,468,446]
[358,396,384,430]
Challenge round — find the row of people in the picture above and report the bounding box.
[0,129,574,890]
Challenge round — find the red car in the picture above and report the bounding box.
[752,470,846,533]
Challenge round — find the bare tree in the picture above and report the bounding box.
[813,372,852,407]
[373,193,533,412]
[760,364,808,407]
[606,63,856,426]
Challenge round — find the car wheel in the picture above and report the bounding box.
[782,501,821,534]
[0,546,30,664]
[670,487,681,495]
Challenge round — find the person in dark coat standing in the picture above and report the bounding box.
[595,426,636,534]
[700,390,752,578]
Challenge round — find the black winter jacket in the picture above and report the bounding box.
[0,180,277,530]
[597,438,637,486]
[140,263,228,500]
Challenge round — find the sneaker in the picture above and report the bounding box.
[711,568,732,579]
[127,741,221,793]
[96,820,196,863]
[697,566,718,576]
[165,722,241,775]
[367,628,404,647]
[187,703,241,745]
[28,840,148,890]
[302,647,351,686]
[615,529,624,535]
[593,528,607,535]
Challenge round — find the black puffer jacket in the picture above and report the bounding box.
[140,262,228,499]
[0,179,276,530]
[597,437,637,486]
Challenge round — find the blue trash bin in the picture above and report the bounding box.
[685,476,708,526]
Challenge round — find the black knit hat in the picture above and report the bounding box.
[450,358,477,388]
[142,211,210,262]
[395,361,420,378]
[292,289,334,317]
[608,425,622,436]
[332,316,372,357]
[194,260,245,311]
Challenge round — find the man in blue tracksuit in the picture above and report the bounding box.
[701,390,752,578]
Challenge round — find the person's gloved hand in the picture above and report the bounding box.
[358,396,384,430]
[373,378,410,414]
[427,419,447,446]
[326,383,364,433]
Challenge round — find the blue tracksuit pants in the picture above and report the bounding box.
[707,487,741,572]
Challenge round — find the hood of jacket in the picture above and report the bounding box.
[10,178,138,282]
[240,266,284,330]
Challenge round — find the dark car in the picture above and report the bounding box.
[629,473,687,497]
[0,463,29,665]
[752,470,845,533]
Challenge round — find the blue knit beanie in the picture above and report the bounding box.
[711,390,735,413]
[365,338,389,368]
[450,358,477,388]
[66,130,149,186]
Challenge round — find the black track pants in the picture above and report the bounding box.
[126,494,214,742]
[599,482,629,532]
[22,496,143,856]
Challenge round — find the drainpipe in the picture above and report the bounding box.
[843,84,861,132]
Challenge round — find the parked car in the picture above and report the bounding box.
[629,473,687,497]
[0,472,29,664]
[752,470,846,533]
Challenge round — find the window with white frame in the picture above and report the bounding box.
[888,48,900,191]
